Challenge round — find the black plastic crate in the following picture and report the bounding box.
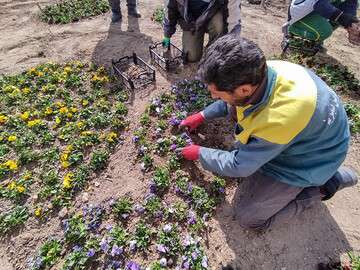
[112,53,156,90]
[149,42,184,71]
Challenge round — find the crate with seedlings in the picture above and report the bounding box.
[149,42,185,72]
[112,53,156,90]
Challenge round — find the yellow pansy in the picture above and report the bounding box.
[107,132,117,143]
[0,115,8,125]
[20,111,30,121]
[64,66,72,73]
[23,173,32,181]
[60,153,69,161]
[55,101,64,108]
[3,160,18,171]
[70,107,78,113]
[4,85,18,93]
[55,117,61,124]
[34,208,42,217]
[45,107,53,115]
[82,99,89,106]
[61,161,70,168]
[81,131,93,136]
[66,113,73,119]
[17,185,25,193]
[76,121,85,129]
[28,67,36,74]
[22,87,31,94]
[63,172,74,189]
[37,71,44,77]
[7,181,16,190]
[91,74,109,83]
[65,145,74,152]
[59,107,69,114]
[27,119,42,128]
[8,135,17,142]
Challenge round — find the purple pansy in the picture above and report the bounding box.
[100,237,110,253]
[132,136,139,143]
[159,258,167,267]
[201,256,208,268]
[163,224,172,233]
[126,261,141,270]
[134,204,145,214]
[111,244,123,257]
[87,249,95,257]
[129,240,137,251]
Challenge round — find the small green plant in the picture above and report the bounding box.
[144,195,162,218]
[175,171,190,195]
[90,149,109,171]
[167,153,181,171]
[0,206,29,234]
[157,224,181,256]
[31,239,62,270]
[62,247,89,270]
[344,103,360,134]
[152,7,165,24]
[140,112,151,127]
[40,0,110,24]
[149,262,164,270]
[63,214,88,244]
[155,138,171,155]
[141,154,153,171]
[211,176,226,196]
[109,225,129,247]
[133,222,152,252]
[112,197,133,220]
[349,252,360,269]
[152,166,170,193]
[115,101,128,116]
[156,120,167,131]
[190,186,216,214]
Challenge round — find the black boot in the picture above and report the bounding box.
[321,167,358,201]
[127,0,141,18]
[111,9,122,23]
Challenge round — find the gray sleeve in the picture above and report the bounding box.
[199,136,287,178]
[163,0,179,37]
[203,100,229,120]
[226,0,242,34]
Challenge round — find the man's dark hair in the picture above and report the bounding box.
[198,35,267,92]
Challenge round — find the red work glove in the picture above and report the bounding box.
[180,112,205,131]
[181,145,200,160]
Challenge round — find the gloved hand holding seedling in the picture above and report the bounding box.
[179,112,205,131]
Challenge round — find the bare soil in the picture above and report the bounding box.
[0,0,360,269]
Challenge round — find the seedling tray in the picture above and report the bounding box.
[112,53,156,90]
[149,42,184,72]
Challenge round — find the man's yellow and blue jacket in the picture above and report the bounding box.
[199,60,350,187]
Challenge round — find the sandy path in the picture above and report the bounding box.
[0,0,359,269]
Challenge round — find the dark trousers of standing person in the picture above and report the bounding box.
[108,0,140,21]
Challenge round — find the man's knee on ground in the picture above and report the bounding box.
[235,208,268,230]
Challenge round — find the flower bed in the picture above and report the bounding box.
[0,61,129,233]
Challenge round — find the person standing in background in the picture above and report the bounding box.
[162,0,242,63]
[109,0,141,23]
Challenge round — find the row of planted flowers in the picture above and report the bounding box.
[0,61,130,233]
[28,79,228,269]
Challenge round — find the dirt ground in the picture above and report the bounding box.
[0,0,360,269]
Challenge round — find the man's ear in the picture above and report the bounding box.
[234,84,256,97]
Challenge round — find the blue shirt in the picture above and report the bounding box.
[199,61,350,187]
